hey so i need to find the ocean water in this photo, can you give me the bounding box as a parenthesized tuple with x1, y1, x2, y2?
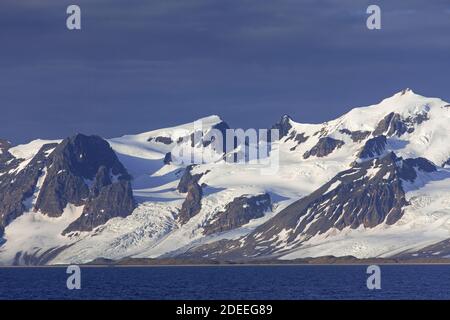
(0, 265, 449, 300)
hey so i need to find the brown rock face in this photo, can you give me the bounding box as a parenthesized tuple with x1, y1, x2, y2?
(203, 193, 272, 235)
(63, 177, 135, 235)
(35, 134, 130, 217)
(177, 165, 203, 193)
(179, 182, 203, 224)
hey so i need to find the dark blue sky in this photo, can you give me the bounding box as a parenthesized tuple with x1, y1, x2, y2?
(1, 0, 449, 143)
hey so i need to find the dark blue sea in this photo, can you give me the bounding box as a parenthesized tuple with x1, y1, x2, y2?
(0, 265, 449, 300)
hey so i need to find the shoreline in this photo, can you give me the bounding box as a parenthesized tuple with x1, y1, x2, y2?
(2, 258, 450, 268)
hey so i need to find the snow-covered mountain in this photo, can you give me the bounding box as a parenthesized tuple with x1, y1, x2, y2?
(1, 89, 450, 265)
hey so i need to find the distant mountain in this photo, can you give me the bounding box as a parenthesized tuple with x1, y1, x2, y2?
(1, 89, 450, 265)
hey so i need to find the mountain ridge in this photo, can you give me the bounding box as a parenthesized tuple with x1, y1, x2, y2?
(1, 89, 450, 265)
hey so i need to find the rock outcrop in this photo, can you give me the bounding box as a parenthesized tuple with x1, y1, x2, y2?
(373, 112, 429, 137)
(358, 135, 387, 159)
(35, 134, 131, 217)
(147, 136, 173, 144)
(163, 152, 172, 165)
(177, 165, 206, 224)
(63, 173, 135, 234)
(339, 129, 371, 142)
(177, 165, 203, 193)
(286, 131, 309, 151)
(203, 194, 272, 235)
(402, 157, 436, 177)
(178, 181, 203, 224)
(303, 137, 344, 159)
(272, 115, 292, 139)
(373, 112, 407, 137)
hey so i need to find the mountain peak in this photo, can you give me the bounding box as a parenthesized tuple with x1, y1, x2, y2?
(376, 88, 419, 102)
(272, 114, 293, 138)
(389, 88, 423, 100)
(400, 88, 414, 95)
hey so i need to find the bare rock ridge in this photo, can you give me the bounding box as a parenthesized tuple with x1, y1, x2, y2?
(177, 165, 205, 224)
(179, 182, 203, 224)
(177, 165, 204, 193)
(373, 111, 429, 137)
(373, 112, 407, 137)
